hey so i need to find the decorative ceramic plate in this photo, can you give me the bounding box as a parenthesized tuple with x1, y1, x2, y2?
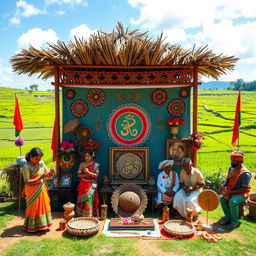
(116, 152, 143, 179)
(179, 88, 190, 98)
(76, 126, 92, 142)
(65, 89, 76, 99)
(70, 99, 88, 117)
(151, 89, 167, 105)
(167, 99, 186, 116)
(87, 89, 105, 106)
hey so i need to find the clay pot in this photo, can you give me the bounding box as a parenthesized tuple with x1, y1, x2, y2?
(247, 193, 256, 219)
(64, 210, 75, 222)
(63, 202, 75, 213)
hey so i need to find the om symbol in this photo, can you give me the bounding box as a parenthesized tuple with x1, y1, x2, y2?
(120, 114, 138, 137)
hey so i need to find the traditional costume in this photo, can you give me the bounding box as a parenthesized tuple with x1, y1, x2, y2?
(76, 161, 99, 217)
(173, 167, 204, 217)
(156, 160, 179, 206)
(220, 151, 251, 226)
(22, 161, 52, 232)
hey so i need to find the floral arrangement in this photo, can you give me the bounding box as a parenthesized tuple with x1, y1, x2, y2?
(58, 141, 76, 156)
(58, 141, 77, 170)
(166, 117, 186, 127)
(188, 131, 205, 151)
(84, 140, 99, 151)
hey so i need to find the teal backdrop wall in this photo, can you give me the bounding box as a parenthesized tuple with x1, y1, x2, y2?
(62, 87, 191, 186)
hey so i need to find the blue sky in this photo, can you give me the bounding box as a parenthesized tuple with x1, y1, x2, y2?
(1, 0, 256, 90)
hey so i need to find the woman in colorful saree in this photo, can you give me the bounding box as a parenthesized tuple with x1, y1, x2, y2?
(76, 150, 100, 217)
(22, 147, 55, 232)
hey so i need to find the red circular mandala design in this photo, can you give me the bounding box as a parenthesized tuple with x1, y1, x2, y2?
(108, 106, 150, 146)
(70, 99, 88, 117)
(65, 89, 76, 99)
(151, 89, 167, 105)
(167, 99, 186, 116)
(87, 89, 105, 106)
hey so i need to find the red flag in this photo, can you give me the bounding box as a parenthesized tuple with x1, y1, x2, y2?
(13, 96, 23, 137)
(231, 91, 241, 146)
(51, 117, 57, 162)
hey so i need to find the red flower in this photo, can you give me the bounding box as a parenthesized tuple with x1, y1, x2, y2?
(166, 117, 186, 127)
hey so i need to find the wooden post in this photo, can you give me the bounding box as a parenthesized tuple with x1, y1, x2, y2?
(54, 66, 61, 176)
(192, 66, 198, 167)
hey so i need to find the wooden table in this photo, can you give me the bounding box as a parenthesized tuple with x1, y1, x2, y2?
(99, 186, 156, 214)
(48, 185, 74, 211)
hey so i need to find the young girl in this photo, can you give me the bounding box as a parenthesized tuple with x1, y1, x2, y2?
(76, 150, 100, 217)
(22, 147, 55, 232)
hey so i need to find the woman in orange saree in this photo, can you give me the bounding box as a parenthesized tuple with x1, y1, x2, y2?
(22, 148, 55, 232)
(76, 150, 99, 217)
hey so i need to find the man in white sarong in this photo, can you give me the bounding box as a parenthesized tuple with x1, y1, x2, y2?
(156, 160, 180, 207)
(173, 158, 205, 218)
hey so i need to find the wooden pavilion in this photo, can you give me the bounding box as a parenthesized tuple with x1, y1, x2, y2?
(10, 23, 238, 199)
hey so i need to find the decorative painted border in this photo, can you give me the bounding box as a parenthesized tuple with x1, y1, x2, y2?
(107, 104, 151, 146)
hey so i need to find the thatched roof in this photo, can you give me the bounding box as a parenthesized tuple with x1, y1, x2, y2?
(10, 22, 238, 80)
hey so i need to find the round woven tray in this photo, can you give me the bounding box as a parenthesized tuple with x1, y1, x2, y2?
(163, 220, 196, 237)
(66, 217, 100, 236)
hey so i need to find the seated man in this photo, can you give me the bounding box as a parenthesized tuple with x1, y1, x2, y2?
(219, 150, 251, 230)
(156, 160, 179, 208)
(173, 158, 205, 219)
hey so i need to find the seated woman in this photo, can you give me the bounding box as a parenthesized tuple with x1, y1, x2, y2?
(156, 160, 180, 208)
(22, 147, 55, 232)
(76, 150, 100, 217)
(173, 158, 205, 219)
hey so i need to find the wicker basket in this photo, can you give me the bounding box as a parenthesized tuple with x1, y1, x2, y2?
(163, 220, 196, 237)
(66, 217, 100, 236)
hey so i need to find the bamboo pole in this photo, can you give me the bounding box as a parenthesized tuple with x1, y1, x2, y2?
(54, 66, 61, 177)
(192, 66, 198, 167)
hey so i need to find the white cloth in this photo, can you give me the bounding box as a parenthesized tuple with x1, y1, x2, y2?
(173, 189, 201, 218)
(156, 170, 179, 205)
(158, 160, 174, 169)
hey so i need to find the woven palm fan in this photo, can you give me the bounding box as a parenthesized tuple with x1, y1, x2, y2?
(198, 189, 219, 230)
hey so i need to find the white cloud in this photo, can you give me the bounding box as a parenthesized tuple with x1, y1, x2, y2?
(55, 10, 65, 15)
(17, 28, 59, 49)
(10, 17, 20, 25)
(69, 24, 97, 40)
(10, 0, 43, 24)
(16, 0, 43, 17)
(129, 0, 256, 82)
(0, 58, 51, 90)
(45, 0, 88, 6)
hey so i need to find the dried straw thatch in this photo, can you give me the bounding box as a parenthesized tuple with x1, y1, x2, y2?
(10, 22, 238, 80)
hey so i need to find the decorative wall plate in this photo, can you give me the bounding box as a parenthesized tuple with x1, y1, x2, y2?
(116, 152, 143, 179)
(65, 89, 76, 99)
(108, 104, 151, 146)
(70, 99, 88, 117)
(167, 99, 186, 116)
(76, 126, 92, 142)
(179, 88, 190, 98)
(151, 88, 167, 105)
(87, 89, 105, 106)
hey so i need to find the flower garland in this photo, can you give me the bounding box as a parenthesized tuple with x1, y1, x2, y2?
(58, 141, 77, 169)
(188, 131, 205, 151)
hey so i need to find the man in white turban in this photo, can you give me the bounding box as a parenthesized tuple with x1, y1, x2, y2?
(156, 160, 180, 208)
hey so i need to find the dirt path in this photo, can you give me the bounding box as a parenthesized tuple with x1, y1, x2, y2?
(0, 212, 244, 256)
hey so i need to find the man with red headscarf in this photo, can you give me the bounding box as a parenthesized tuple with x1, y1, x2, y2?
(219, 150, 251, 229)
